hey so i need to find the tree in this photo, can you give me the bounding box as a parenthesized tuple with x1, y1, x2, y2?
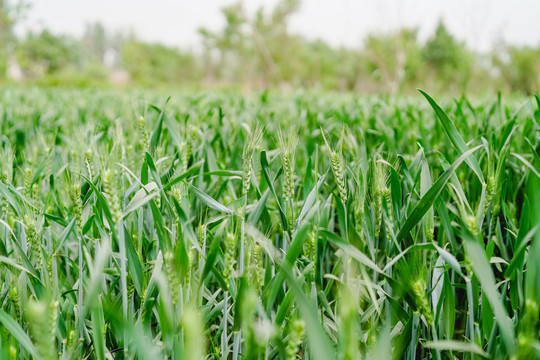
(494, 45, 540, 94)
(0, 0, 28, 77)
(16, 30, 82, 77)
(364, 28, 422, 94)
(422, 20, 472, 91)
(82, 22, 108, 64)
(251, 0, 300, 86)
(121, 40, 200, 85)
(198, 3, 251, 85)
(198, 0, 301, 87)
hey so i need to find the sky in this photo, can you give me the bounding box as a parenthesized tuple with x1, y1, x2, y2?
(16, 0, 540, 52)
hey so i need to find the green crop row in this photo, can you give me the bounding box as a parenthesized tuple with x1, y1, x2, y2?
(0, 88, 538, 359)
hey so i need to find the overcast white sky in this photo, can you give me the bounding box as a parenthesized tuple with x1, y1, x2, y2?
(16, 0, 540, 52)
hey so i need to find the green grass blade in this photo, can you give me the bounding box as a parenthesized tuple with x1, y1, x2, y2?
(396, 145, 483, 243)
(149, 97, 171, 155)
(91, 296, 106, 360)
(0, 308, 38, 358)
(190, 184, 235, 215)
(464, 240, 516, 355)
(280, 262, 336, 360)
(424, 341, 490, 358)
(418, 89, 484, 183)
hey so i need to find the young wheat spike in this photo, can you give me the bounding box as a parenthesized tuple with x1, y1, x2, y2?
(305, 229, 317, 279)
(102, 169, 128, 354)
(69, 177, 86, 346)
(411, 279, 433, 326)
(353, 169, 366, 241)
(242, 124, 264, 197)
(32, 183, 40, 210)
(277, 128, 298, 232)
(381, 158, 397, 241)
(277, 128, 298, 201)
(24, 215, 42, 271)
(321, 128, 347, 205)
(70, 184, 83, 236)
(171, 185, 183, 239)
(83, 150, 94, 181)
(9, 286, 20, 322)
(181, 141, 189, 174)
(27, 299, 59, 360)
(0, 146, 13, 220)
(164, 251, 181, 305)
(102, 170, 122, 224)
(0, 145, 13, 184)
(248, 243, 264, 293)
(139, 116, 149, 153)
(24, 167, 32, 200)
(398, 254, 433, 326)
(223, 232, 236, 287)
(372, 160, 389, 239)
(240, 124, 263, 279)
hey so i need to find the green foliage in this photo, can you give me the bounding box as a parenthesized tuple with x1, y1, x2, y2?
(121, 40, 201, 85)
(2, 1, 540, 94)
(15, 30, 82, 75)
(0, 0, 28, 73)
(494, 45, 540, 94)
(0, 87, 538, 359)
(422, 20, 473, 91)
(365, 28, 422, 93)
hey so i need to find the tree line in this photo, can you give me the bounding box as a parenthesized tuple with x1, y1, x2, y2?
(1, 0, 539, 94)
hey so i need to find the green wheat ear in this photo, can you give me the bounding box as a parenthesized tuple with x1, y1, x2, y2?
(223, 232, 236, 287)
(247, 242, 264, 293)
(27, 298, 59, 360)
(321, 128, 347, 205)
(277, 128, 298, 232)
(371, 159, 390, 240)
(102, 169, 122, 224)
(163, 251, 180, 305)
(24, 214, 42, 272)
(0, 145, 13, 184)
(396, 253, 433, 326)
(69, 184, 83, 236)
(242, 124, 264, 197)
(353, 164, 367, 243)
(83, 149, 94, 181)
(277, 128, 298, 201)
(23, 167, 32, 200)
(138, 116, 150, 153)
(197, 223, 206, 247)
(9, 286, 20, 322)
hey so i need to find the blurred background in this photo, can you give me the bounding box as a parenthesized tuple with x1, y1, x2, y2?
(1, 0, 539, 94)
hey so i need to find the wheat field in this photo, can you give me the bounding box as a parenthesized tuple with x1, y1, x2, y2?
(0, 88, 539, 359)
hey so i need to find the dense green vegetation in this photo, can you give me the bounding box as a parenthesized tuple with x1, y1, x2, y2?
(0, 88, 539, 359)
(1, 0, 540, 93)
